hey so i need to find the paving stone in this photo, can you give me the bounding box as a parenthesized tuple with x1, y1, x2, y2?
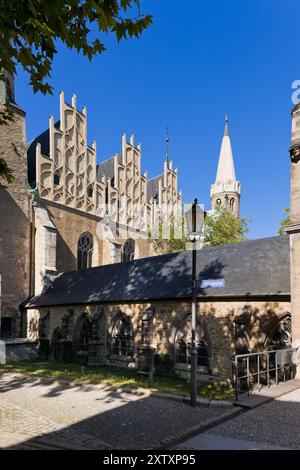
(0, 372, 231, 450)
(204, 388, 300, 449)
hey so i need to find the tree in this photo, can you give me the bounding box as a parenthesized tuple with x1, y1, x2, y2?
(278, 208, 290, 235)
(149, 215, 188, 255)
(0, 1, 152, 95)
(149, 208, 250, 254)
(203, 207, 249, 247)
(0, 0, 152, 181)
(0, 155, 14, 184)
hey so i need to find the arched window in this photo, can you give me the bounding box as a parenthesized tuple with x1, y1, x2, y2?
(77, 233, 93, 270)
(264, 314, 292, 350)
(39, 312, 50, 338)
(110, 313, 134, 357)
(216, 198, 222, 207)
(122, 239, 135, 262)
(175, 315, 211, 373)
(51, 327, 62, 360)
(73, 313, 92, 355)
(177, 338, 188, 364)
(141, 310, 155, 345)
(230, 198, 235, 211)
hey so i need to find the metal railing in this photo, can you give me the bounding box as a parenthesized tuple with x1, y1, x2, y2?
(233, 347, 298, 401)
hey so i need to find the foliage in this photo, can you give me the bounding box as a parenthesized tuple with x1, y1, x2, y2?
(153, 353, 174, 376)
(0, 361, 233, 400)
(278, 208, 290, 235)
(0, 1, 152, 95)
(149, 214, 188, 255)
(149, 208, 250, 253)
(0, 101, 15, 126)
(204, 207, 249, 246)
(0, 154, 14, 184)
(0, 0, 152, 179)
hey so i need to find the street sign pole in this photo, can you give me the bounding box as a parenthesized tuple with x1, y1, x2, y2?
(190, 243, 197, 407)
(184, 199, 205, 408)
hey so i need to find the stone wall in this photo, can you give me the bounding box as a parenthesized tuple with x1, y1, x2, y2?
(288, 103, 300, 374)
(35, 198, 152, 278)
(0, 103, 31, 337)
(26, 298, 291, 380)
(4, 339, 39, 362)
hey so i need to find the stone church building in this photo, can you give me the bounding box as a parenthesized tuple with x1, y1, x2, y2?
(1, 72, 299, 382)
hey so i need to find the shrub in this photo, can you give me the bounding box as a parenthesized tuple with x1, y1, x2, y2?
(154, 353, 174, 376)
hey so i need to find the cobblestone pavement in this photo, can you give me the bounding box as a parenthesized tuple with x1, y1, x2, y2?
(0, 372, 232, 450)
(178, 387, 300, 450)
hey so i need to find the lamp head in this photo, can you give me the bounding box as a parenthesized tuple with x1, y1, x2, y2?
(184, 199, 205, 242)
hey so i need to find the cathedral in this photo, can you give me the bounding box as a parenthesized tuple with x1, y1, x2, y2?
(0, 73, 182, 337)
(1, 72, 299, 384)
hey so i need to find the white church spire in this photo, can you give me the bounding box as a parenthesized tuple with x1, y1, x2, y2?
(215, 115, 236, 183)
(210, 115, 241, 216)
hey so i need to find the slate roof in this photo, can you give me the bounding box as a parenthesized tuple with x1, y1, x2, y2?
(147, 175, 163, 201)
(27, 121, 60, 185)
(25, 236, 290, 309)
(27, 121, 117, 185)
(96, 154, 122, 183)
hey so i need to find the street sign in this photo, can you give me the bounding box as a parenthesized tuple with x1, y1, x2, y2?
(198, 279, 225, 288)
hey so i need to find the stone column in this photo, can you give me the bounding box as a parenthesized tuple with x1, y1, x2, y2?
(287, 103, 300, 375)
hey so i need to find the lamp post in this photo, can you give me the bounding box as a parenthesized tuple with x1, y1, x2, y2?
(185, 199, 205, 406)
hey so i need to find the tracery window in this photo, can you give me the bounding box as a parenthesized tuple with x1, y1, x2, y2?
(265, 315, 292, 350)
(77, 233, 93, 270)
(39, 312, 50, 338)
(73, 314, 92, 353)
(142, 318, 151, 345)
(175, 315, 210, 372)
(141, 310, 155, 345)
(110, 314, 134, 357)
(122, 239, 135, 262)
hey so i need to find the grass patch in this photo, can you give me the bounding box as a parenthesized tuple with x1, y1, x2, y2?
(0, 361, 233, 400)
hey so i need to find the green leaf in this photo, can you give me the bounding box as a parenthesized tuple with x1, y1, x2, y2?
(0, 0, 152, 95)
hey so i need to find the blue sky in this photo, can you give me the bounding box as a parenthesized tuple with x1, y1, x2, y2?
(16, 0, 300, 239)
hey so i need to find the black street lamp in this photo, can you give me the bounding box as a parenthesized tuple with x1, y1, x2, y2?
(185, 199, 205, 406)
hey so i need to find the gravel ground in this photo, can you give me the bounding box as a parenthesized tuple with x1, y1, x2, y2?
(0, 372, 232, 450)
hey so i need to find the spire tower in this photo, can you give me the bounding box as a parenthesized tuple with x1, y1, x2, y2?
(210, 115, 241, 216)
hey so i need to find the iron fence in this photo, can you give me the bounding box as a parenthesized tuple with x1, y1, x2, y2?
(233, 347, 298, 401)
